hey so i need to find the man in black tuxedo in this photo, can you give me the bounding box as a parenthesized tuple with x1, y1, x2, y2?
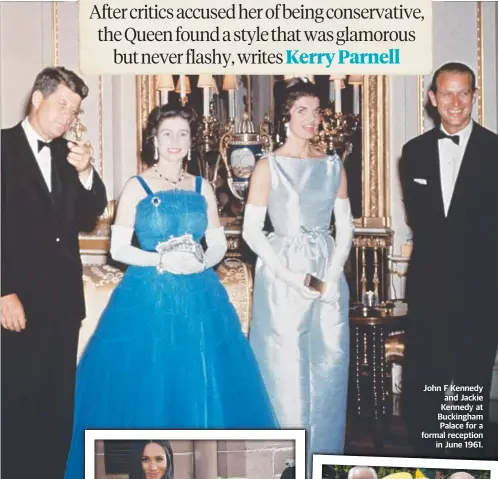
(400, 62, 498, 459)
(1, 67, 107, 478)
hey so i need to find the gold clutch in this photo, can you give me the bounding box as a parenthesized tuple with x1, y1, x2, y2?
(304, 273, 327, 294)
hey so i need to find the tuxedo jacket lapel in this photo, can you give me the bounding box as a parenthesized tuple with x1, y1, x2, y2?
(447, 125, 478, 220)
(50, 138, 67, 209)
(424, 130, 446, 221)
(13, 125, 54, 209)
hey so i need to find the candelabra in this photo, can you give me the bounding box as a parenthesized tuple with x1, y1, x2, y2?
(319, 109, 361, 159)
(200, 101, 221, 153)
(319, 74, 363, 159)
(174, 74, 191, 106)
(259, 113, 274, 153)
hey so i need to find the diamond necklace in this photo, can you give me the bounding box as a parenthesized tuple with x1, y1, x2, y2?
(153, 164, 185, 188)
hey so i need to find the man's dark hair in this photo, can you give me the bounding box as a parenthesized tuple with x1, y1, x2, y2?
(28, 66, 89, 108)
(430, 62, 476, 93)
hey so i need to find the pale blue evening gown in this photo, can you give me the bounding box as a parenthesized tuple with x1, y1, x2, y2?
(249, 154, 350, 468)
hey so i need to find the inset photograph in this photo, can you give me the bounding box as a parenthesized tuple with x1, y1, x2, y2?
(312, 455, 497, 479)
(86, 429, 304, 479)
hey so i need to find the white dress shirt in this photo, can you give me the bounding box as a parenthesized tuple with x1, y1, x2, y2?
(22, 117, 94, 192)
(438, 120, 473, 216)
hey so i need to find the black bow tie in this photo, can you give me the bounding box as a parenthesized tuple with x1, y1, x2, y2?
(437, 130, 460, 145)
(37, 140, 52, 152)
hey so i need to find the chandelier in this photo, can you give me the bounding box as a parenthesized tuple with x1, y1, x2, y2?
(319, 74, 362, 158)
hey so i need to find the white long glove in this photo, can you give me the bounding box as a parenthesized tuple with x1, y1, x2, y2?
(321, 198, 354, 303)
(203, 226, 228, 269)
(242, 204, 319, 299)
(110, 225, 204, 275)
(110, 224, 159, 266)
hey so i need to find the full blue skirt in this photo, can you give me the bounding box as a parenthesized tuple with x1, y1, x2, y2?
(64, 266, 278, 478)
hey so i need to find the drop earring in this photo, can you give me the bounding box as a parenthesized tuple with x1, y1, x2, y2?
(154, 141, 159, 162)
(187, 148, 191, 162)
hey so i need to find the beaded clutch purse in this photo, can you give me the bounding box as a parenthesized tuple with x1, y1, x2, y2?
(156, 234, 205, 263)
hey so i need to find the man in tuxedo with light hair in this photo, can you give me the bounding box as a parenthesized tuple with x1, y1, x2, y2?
(400, 61, 498, 459)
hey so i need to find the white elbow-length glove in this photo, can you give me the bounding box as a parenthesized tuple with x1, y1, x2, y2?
(321, 198, 354, 304)
(203, 226, 228, 269)
(110, 225, 204, 275)
(242, 204, 319, 299)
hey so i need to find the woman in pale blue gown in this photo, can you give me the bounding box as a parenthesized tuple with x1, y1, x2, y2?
(64, 104, 278, 479)
(243, 78, 354, 472)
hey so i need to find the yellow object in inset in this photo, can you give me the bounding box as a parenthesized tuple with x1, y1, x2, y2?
(382, 473, 413, 479)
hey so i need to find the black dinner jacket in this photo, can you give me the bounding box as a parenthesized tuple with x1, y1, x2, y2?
(399, 122, 498, 311)
(1, 122, 107, 322)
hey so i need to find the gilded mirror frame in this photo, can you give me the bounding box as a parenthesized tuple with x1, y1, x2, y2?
(135, 75, 390, 229)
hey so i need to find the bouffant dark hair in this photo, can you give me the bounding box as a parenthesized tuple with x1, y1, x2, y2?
(141, 103, 202, 169)
(280, 77, 321, 124)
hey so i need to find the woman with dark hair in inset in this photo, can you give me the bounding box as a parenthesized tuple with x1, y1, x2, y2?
(243, 78, 353, 468)
(128, 440, 174, 479)
(64, 104, 278, 479)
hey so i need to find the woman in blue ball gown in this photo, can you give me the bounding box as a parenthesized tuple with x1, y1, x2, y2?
(64, 104, 278, 479)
